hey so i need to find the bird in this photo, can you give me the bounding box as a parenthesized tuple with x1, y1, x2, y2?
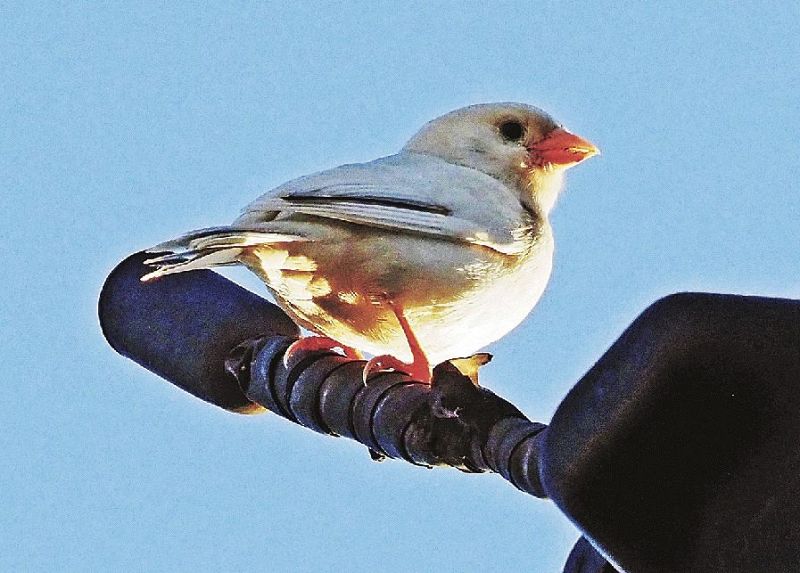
(141, 102, 598, 384)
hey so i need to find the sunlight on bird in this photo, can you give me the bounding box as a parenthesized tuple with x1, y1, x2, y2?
(142, 103, 598, 383)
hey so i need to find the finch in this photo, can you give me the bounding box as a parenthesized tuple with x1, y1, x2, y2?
(142, 103, 598, 383)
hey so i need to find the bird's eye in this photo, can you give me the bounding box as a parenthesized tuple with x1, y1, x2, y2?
(498, 120, 525, 143)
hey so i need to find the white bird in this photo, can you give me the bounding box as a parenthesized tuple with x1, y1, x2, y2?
(142, 103, 598, 383)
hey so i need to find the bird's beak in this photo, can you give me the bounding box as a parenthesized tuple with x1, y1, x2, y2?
(527, 128, 599, 168)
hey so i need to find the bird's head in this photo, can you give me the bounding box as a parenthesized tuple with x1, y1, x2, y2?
(403, 102, 598, 215)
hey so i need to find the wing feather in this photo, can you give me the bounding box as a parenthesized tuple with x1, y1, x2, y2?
(237, 152, 535, 255)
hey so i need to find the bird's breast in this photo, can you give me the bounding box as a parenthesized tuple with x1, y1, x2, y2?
(245, 226, 554, 364)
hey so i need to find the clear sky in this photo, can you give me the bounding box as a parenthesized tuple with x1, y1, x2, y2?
(2, 2, 798, 571)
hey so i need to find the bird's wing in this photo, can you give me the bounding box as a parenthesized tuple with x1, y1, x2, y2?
(237, 152, 535, 255)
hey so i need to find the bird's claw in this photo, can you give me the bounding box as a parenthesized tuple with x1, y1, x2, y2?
(362, 354, 432, 384)
(283, 336, 362, 368)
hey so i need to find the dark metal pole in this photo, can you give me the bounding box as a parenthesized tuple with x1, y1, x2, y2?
(99, 252, 550, 493)
(99, 251, 298, 412)
(226, 333, 548, 488)
(101, 252, 800, 572)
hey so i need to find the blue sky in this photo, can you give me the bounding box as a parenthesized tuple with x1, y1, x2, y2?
(2, 2, 798, 571)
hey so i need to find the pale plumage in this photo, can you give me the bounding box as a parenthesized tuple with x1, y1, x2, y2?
(142, 103, 598, 382)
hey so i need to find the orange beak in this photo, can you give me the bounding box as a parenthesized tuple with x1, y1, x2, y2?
(527, 128, 599, 168)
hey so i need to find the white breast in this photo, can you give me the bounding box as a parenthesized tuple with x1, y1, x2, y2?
(410, 232, 554, 363)
(248, 224, 555, 366)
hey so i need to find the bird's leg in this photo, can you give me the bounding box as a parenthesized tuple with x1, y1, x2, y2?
(363, 300, 433, 384)
(283, 336, 363, 367)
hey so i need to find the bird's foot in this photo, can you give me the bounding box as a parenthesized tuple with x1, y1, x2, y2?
(283, 336, 363, 368)
(362, 354, 433, 385)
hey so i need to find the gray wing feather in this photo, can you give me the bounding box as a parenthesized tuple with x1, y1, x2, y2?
(248, 196, 480, 243)
(237, 152, 532, 254)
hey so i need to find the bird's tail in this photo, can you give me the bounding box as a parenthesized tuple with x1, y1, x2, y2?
(140, 226, 308, 282)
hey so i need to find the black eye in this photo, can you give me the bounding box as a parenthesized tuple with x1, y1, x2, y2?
(499, 120, 525, 142)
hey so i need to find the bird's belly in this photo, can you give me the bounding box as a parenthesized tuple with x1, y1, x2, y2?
(406, 248, 553, 363)
(247, 231, 553, 365)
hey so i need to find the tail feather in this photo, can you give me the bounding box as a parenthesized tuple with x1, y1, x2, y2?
(141, 226, 308, 282)
(146, 226, 307, 253)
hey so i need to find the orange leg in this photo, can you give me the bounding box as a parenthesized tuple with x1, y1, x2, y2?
(283, 336, 363, 368)
(363, 300, 433, 384)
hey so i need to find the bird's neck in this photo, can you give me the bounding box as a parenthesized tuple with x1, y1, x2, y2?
(521, 169, 565, 216)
